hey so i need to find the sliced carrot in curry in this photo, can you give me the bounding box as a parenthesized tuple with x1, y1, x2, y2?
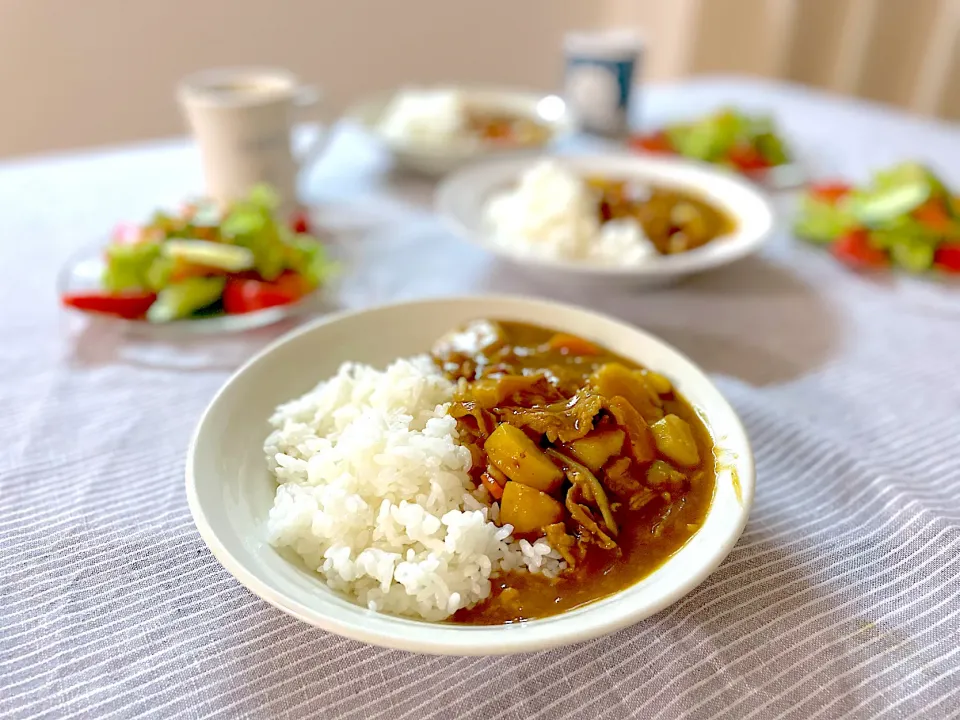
(547, 333, 600, 356)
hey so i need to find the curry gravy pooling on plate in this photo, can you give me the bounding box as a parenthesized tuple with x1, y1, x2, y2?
(264, 319, 714, 624)
(436, 320, 715, 623)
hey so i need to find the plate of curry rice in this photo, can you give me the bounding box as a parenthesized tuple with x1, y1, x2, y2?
(436, 153, 776, 287)
(186, 295, 754, 654)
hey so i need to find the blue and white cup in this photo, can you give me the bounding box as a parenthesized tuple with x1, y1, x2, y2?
(563, 30, 644, 138)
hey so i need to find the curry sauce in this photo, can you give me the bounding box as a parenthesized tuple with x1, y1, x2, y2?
(588, 177, 736, 255)
(432, 320, 715, 624)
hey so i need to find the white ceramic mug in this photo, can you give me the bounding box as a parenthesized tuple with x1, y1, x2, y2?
(178, 67, 327, 215)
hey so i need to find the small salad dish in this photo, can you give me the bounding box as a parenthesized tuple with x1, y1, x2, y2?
(795, 162, 960, 275)
(436, 153, 775, 287)
(59, 186, 338, 333)
(347, 86, 578, 176)
(630, 108, 803, 190)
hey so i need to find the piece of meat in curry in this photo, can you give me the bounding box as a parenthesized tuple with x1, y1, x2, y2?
(432, 319, 715, 624)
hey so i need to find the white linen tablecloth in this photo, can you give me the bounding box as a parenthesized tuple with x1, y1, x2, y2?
(2, 77, 959, 719)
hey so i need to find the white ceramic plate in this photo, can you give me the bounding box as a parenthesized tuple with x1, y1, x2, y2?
(436, 154, 776, 287)
(346, 86, 578, 176)
(186, 295, 754, 655)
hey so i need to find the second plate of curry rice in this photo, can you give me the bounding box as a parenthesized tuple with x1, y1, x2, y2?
(436, 154, 775, 286)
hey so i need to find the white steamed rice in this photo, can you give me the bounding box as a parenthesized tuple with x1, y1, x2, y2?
(378, 89, 467, 147)
(265, 355, 564, 621)
(485, 159, 659, 265)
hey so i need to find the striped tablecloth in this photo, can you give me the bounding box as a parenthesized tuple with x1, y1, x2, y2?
(2, 77, 959, 719)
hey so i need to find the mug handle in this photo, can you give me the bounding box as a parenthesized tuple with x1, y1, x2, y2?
(293, 85, 330, 175)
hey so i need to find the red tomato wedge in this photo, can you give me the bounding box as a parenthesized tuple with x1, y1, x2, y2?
(222, 272, 312, 314)
(831, 229, 889, 269)
(933, 243, 960, 273)
(629, 132, 674, 154)
(809, 182, 853, 205)
(62, 291, 157, 319)
(727, 145, 771, 173)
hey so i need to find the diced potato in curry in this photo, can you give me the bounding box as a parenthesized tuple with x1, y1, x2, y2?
(651, 414, 700, 467)
(432, 320, 715, 625)
(500, 481, 565, 534)
(590, 363, 663, 424)
(485, 423, 564, 494)
(566, 428, 625, 472)
(640, 369, 672, 395)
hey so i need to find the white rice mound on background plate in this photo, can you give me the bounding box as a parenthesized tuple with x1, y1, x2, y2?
(264, 355, 564, 621)
(484, 159, 659, 265)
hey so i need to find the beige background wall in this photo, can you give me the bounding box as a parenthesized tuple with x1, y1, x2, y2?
(1, 0, 958, 159)
(0, 0, 601, 158)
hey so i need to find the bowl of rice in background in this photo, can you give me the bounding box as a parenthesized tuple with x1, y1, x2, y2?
(346, 86, 578, 176)
(186, 295, 754, 654)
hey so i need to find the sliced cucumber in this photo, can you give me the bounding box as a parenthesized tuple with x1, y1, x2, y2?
(147, 277, 226, 323)
(162, 239, 255, 272)
(852, 182, 931, 225)
(873, 161, 932, 191)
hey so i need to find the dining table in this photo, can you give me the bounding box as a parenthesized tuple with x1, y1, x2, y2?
(2, 75, 959, 720)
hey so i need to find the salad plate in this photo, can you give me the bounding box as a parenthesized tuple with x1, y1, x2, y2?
(58, 186, 339, 335)
(58, 245, 338, 335)
(794, 162, 960, 275)
(630, 107, 805, 191)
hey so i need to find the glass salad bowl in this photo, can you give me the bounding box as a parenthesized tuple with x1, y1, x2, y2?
(58, 241, 341, 336)
(57, 186, 340, 336)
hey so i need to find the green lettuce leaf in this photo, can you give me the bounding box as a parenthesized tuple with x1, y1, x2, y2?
(668, 109, 746, 162)
(889, 235, 936, 273)
(755, 132, 789, 165)
(102, 242, 161, 292)
(145, 255, 174, 292)
(288, 237, 339, 287)
(794, 196, 857, 243)
(220, 186, 284, 280)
